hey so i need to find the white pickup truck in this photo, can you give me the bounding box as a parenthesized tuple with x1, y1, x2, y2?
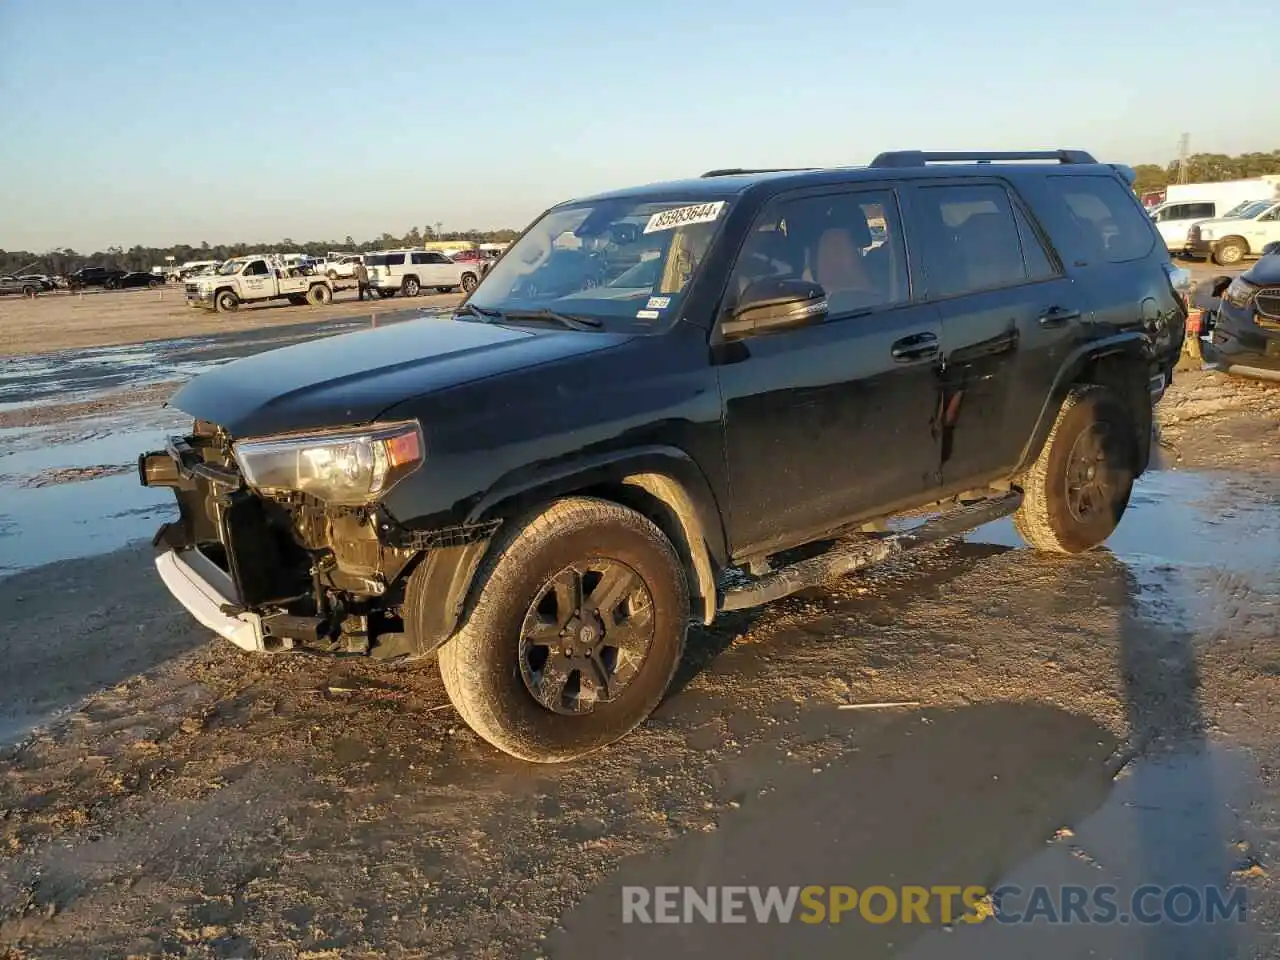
(186, 256, 335, 312)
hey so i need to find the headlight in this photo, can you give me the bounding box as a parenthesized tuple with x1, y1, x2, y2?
(1223, 277, 1258, 309)
(232, 420, 424, 505)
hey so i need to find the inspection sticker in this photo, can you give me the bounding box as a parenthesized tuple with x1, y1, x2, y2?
(646, 296, 671, 310)
(636, 309, 661, 320)
(643, 201, 726, 234)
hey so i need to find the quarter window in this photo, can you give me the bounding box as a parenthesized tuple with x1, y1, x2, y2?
(1044, 175, 1155, 264)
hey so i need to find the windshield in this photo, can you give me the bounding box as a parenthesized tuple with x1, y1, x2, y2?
(216, 260, 244, 275)
(466, 197, 730, 328)
(1231, 201, 1273, 220)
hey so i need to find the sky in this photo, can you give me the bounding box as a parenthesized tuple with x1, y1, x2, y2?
(1, 0, 1278, 253)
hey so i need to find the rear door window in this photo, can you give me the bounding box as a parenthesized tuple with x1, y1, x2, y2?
(910, 184, 1029, 298)
(1043, 175, 1156, 264)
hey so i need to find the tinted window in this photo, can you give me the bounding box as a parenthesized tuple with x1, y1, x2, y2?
(725, 189, 908, 321)
(410, 252, 429, 264)
(427, 253, 451, 264)
(244, 260, 269, 276)
(366, 253, 406, 267)
(1186, 202, 1215, 220)
(913, 184, 1027, 298)
(1044, 175, 1155, 264)
(1013, 202, 1059, 281)
(1259, 205, 1280, 222)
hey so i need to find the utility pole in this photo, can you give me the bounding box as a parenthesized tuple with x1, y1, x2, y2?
(1176, 132, 1191, 184)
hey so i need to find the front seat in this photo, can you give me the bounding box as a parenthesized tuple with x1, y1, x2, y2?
(812, 213, 875, 311)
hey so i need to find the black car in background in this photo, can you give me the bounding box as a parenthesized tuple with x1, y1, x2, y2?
(67, 266, 128, 289)
(1200, 246, 1280, 382)
(118, 271, 165, 288)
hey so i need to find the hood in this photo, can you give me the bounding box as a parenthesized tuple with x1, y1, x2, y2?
(169, 314, 632, 437)
(1243, 254, 1280, 286)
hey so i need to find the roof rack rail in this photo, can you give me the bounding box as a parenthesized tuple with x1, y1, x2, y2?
(870, 150, 1097, 168)
(699, 167, 816, 178)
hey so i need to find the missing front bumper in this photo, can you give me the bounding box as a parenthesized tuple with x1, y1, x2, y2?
(155, 548, 267, 652)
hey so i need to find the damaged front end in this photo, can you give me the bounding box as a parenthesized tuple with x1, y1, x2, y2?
(140, 418, 484, 658)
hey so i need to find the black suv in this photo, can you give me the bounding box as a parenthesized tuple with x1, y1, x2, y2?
(1198, 249, 1280, 382)
(140, 149, 1188, 761)
(67, 266, 128, 290)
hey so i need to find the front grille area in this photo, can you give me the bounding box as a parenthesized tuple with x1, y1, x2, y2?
(1255, 287, 1280, 322)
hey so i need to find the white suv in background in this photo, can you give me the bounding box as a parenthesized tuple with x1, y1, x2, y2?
(1149, 200, 1220, 253)
(364, 249, 483, 297)
(323, 254, 363, 281)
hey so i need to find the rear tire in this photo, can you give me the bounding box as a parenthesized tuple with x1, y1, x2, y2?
(433, 497, 689, 762)
(215, 290, 239, 313)
(460, 272, 479, 294)
(1013, 384, 1136, 553)
(306, 284, 332, 306)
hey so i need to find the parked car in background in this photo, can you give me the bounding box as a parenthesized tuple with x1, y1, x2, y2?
(324, 254, 363, 281)
(1198, 254, 1280, 381)
(118, 271, 165, 289)
(185, 256, 334, 312)
(67, 266, 128, 289)
(1186, 199, 1280, 265)
(0, 275, 43, 296)
(365, 249, 482, 296)
(1149, 199, 1220, 253)
(18, 274, 56, 291)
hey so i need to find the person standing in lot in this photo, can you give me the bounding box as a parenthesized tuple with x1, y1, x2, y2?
(355, 259, 375, 301)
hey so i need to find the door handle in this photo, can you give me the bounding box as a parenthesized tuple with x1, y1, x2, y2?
(1039, 307, 1082, 327)
(891, 332, 940, 362)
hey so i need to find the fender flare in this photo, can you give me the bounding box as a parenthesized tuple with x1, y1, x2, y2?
(1015, 332, 1151, 474)
(467, 445, 727, 625)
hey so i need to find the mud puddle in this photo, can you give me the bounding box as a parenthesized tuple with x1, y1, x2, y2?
(0, 309, 435, 577)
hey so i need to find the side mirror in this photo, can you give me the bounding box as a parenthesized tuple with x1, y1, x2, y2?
(722, 278, 828, 341)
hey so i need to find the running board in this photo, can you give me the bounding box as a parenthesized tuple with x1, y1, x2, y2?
(719, 491, 1023, 612)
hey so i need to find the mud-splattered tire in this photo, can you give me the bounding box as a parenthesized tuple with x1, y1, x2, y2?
(432, 497, 689, 762)
(1212, 238, 1248, 266)
(1013, 384, 1136, 554)
(306, 284, 332, 306)
(215, 290, 239, 313)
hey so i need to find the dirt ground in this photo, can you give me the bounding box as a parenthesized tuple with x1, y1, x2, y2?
(0, 339, 1278, 956)
(0, 286, 461, 356)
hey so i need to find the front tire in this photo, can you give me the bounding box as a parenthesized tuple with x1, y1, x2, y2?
(1213, 239, 1247, 266)
(1013, 385, 1136, 554)
(431, 497, 689, 762)
(215, 290, 239, 313)
(460, 272, 479, 294)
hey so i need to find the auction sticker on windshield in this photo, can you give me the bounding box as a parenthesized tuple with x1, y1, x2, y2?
(644, 201, 726, 234)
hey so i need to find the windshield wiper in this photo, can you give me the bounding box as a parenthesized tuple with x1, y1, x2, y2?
(453, 302, 503, 321)
(502, 308, 603, 331)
